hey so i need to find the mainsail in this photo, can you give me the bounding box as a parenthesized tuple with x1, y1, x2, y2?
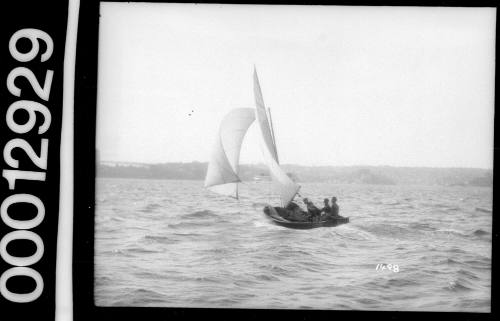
(253, 68, 300, 206)
(204, 108, 255, 198)
(253, 68, 279, 162)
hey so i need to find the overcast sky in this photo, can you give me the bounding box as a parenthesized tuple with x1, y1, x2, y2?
(96, 3, 495, 168)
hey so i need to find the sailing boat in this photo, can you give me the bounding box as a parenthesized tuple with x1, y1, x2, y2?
(204, 67, 349, 229)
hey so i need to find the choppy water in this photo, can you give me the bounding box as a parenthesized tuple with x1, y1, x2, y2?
(95, 178, 492, 311)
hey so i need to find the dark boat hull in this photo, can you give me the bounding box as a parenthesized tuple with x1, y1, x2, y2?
(263, 205, 349, 229)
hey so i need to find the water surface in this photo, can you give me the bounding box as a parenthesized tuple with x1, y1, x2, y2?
(95, 178, 492, 311)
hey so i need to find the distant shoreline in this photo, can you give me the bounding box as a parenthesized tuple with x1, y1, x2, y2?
(95, 176, 494, 189)
(96, 162, 492, 187)
(99, 160, 492, 171)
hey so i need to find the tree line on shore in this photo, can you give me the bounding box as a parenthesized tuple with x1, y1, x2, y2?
(96, 161, 492, 187)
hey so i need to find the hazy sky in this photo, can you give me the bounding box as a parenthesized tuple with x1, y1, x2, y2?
(96, 3, 495, 168)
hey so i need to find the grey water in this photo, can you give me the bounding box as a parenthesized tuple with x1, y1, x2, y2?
(95, 178, 492, 311)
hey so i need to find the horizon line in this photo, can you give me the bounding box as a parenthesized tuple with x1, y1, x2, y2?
(98, 160, 493, 171)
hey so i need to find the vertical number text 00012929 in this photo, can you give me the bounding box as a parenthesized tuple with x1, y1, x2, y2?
(0, 28, 54, 303)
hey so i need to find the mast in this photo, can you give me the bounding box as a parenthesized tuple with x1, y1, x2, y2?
(267, 107, 280, 164)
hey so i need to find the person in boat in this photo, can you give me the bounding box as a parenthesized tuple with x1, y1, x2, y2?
(331, 197, 340, 217)
(303, 198, 321, 222)
(321, 198, 332, 220)
(286, 200, 300, 212)
(285, 201, 310, 222)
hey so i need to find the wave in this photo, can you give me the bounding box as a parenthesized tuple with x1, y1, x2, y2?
(433, 203, 455, 209)
(464, 254, 490, 263)
(258, 264, 291, 275)
(364, 272, 435, 290)
(96, 215, 126, 224)
(95, 275, 114, 286)
(143, 235, 170, 241)
(138, 203, 162, 213)
(274, 248, 316, 258)
(408, 222, 437, 231)
(192, 276, 223, 283)
(251, 202, 271, 209)
(170, 232, 205, 237)
(357, 223, 421, 240)
(182, 210, 220, 219)
(255, 274, 280, 281)
(380, 200, 401, 206)
(475, 207, 492, 213)
(134, 271, 164, 280)
(434, 228, 490, 240)
(167, 221, 219, 230)
(429, 203, 461, 212)
(326, 225, 377, 241)
(129, 288, 165, 300)
(143, 235, 179, 244)
(446, 279, 473, 292)
(457, 268, 480, 280)
(123, 247, 162, 254)
(445, 258, 463, 265)
(435, 228, 468, 238)
(472, 229, 489, 237)
(355, 298, 381, 306)
(385, 278, 420, 287)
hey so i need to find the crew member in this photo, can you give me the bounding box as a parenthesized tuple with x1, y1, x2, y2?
(321, 198, 332, 219)
(286, 201, 309, 222)
(303, 198, 321, 222)
(331, 197, 340, 217)
(286, 201, 300, 212)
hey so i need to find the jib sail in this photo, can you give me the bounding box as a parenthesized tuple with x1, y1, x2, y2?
(204, 108, 255, 199)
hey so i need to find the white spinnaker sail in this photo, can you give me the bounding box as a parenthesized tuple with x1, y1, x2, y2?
(253, 68, 300, 206)
(204, 108, 255, 198)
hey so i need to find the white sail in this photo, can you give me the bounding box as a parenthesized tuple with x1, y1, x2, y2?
(204, 108, 255, 198)
(253, 68, 279, 161)
(253, 68, 300, 206)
